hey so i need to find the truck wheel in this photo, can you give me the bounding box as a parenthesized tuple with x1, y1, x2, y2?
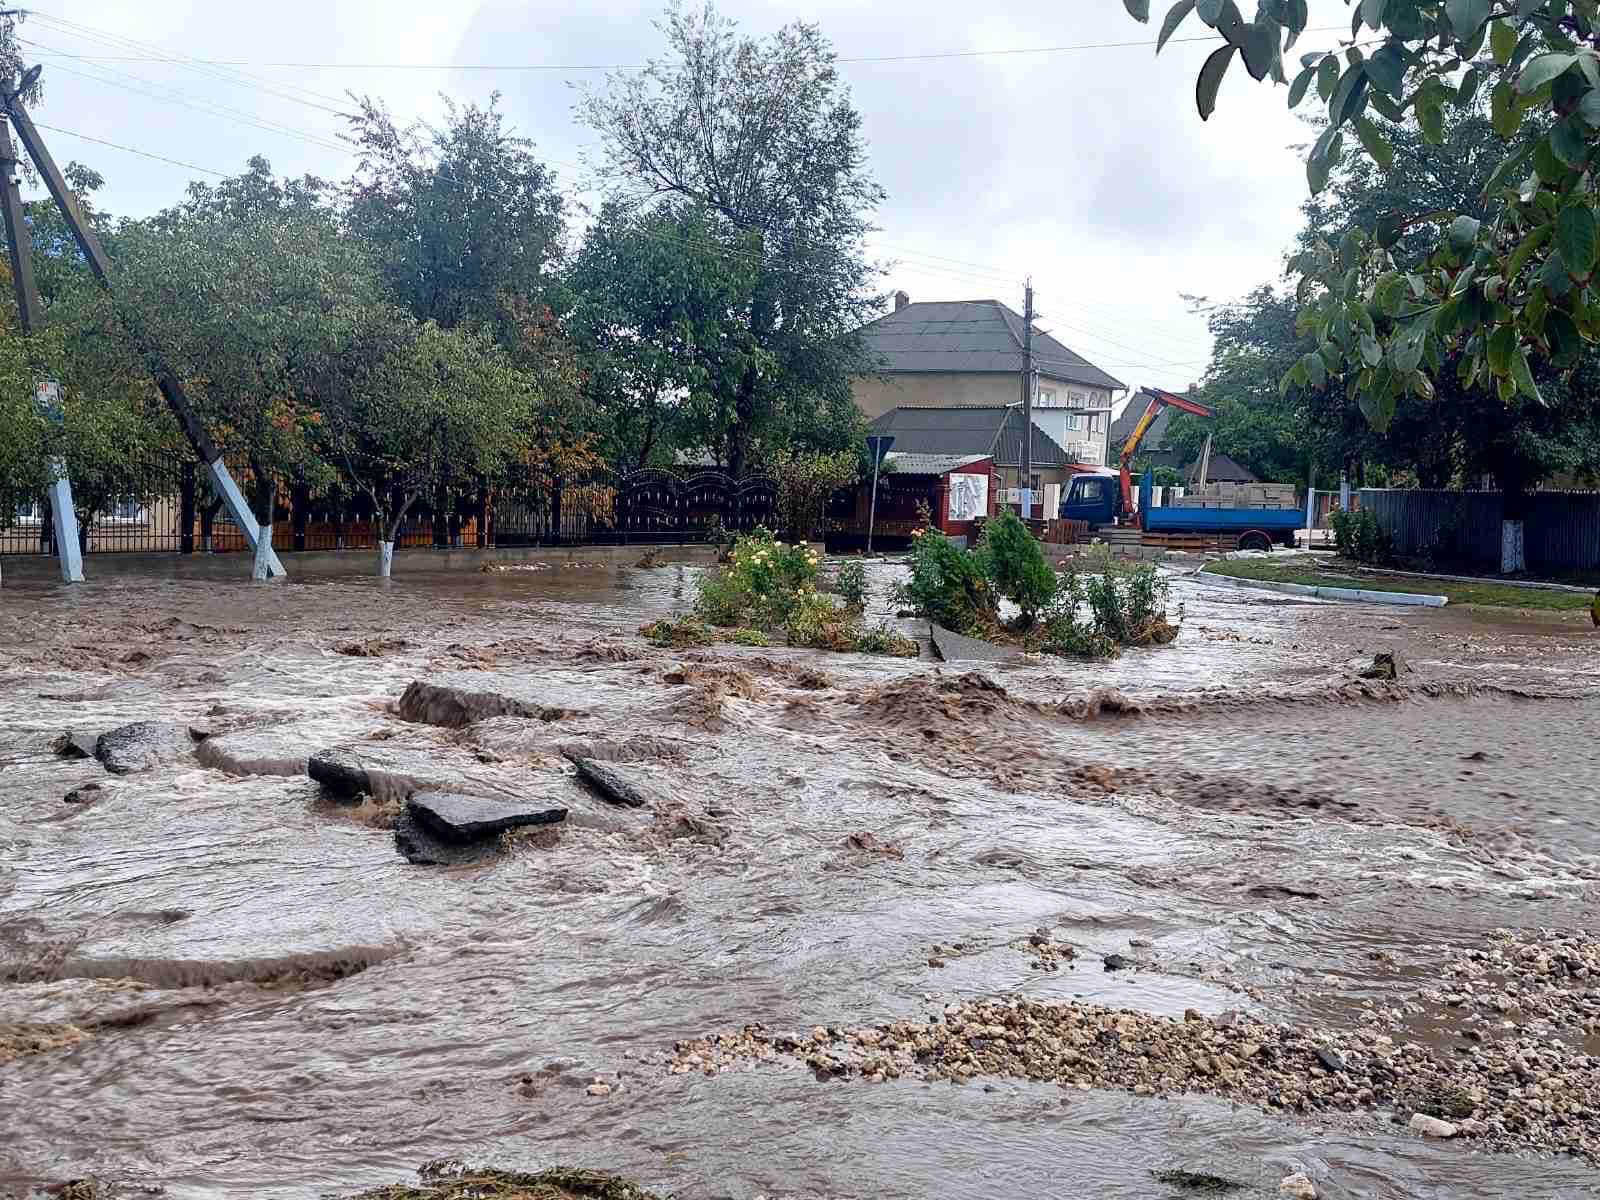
(1238, 530, 1272, 552)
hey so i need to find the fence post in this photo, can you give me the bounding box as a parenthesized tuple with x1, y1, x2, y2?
(551, 477, 564, 546)
(476, 480, 490, 549)
(432, 482, 448, 549)
(179, 461, 196, 554)
(291, 480, 311, 553)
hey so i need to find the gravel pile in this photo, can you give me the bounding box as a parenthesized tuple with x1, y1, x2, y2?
(662, 962, 1600, 1163)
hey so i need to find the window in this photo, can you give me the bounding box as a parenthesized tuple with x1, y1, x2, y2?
(103, 497, 148, 523)
(1077, 477, 1109, 503)
(15, 499, 40, 525)
(1070, 389, 1090, 406)
(1065, 413, 1084, 432)
(1038, 387, 1057, 407)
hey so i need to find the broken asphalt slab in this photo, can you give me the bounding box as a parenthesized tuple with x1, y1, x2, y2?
(307, 748, 372, 800)
(407, 791, 567, 842)
(95, 722, 198, 775)
(573, 758, 660, 809)
(929, 623, 1021, 665)
(397, 680, 575, 729)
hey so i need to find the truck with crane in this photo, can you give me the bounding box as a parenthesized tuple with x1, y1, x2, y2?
(1058, 386, 1302, 552)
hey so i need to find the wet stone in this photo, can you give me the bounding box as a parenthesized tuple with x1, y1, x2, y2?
(308, 749, 371, 800)
(393, 809, 498, 867)
(1278, 1174, 1317, 1199)
(575, 758, 657, 809)
(1360, 651, 1409, 681)
(1408, 1113, 1458, 1138)
(1103, 953, 1131, 971)
(51, 730, 100, 760)
(397, 680, 571, 730)
(62, 781, 105, 805)
(407, 791, 567, 843)
(95, 722, 195, 775)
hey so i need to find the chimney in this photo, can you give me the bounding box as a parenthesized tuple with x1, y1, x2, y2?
(894, 289, 910, 312)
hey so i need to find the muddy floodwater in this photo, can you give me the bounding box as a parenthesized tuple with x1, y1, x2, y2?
(3, 556, 1599, 1199)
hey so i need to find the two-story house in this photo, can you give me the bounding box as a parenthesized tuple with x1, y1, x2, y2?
(851, 293, 1127, 472)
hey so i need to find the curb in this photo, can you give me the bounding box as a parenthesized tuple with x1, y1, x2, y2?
(1191, 570, 1449, 607)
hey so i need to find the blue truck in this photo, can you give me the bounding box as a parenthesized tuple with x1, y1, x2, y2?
(1060, 469, 1301, 551)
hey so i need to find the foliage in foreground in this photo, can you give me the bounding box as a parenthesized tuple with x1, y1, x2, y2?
(1124, 0, 1600, 433)
(1329, 506, 1394, 565)
(895, 516, 1180, 659)
(689, 529, 915, 656)
(352, 1159, 660, 1200)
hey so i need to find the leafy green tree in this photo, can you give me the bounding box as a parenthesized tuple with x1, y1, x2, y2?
(1123, 0, 1600, 426)
(580, 3, 883, 476)
(110, 157, 380, 530)
(344, 94, 565, 339)
(567, 201, 763, 468)
(315, 313, 535, 573)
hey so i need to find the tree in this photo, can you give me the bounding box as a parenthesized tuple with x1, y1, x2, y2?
(580, 3, 883, 476)
(1123, 0, 1600, 427)
(344, 94, 564, 340)
(567, 201, 763, 469)
(316, 313, 534, 574)
(110, 158, 381, 541)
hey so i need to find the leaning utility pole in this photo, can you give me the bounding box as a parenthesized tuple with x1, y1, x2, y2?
(1019, 280, 1035, 520)
(0, 94, 81, 582)
(0, 66, 286, 578)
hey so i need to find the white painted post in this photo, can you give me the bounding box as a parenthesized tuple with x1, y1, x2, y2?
(1501, 521, 1526, 574)
(1303, 484, 1317, 551)
(1340, 474, 1351, 513)
(378, 540, 395, 578)
(206, 458, 286, 578)
(252, 523, 277, 581)
(47, 466, 85, 583)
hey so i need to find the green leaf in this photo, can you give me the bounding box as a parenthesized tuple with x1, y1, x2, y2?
(1197, 0, 1224, 24)
(1547, 309, 1583, 364)
(1491, 79, 1523, 138)
(1363, 41, 1407, 98)
(1285, 0, 1308, 33)
(1540, 251, 1574, 295)
(1354, 115, 1395, 168)
(1368, 89, 1404, 121)
(1486, 324, 1517, 373)
(1517, 0, 1547, 14)
(1446, 0, 1490, 39)
(1491, 18, 1518, 65)
(1447, 214, 1481, 251)
(1157, 0, 1197, 51)
(1360, 0, 1387, 28)
(1551, 116, 1590, 168)
(1300, 351, 1327, 389)
(1580, 89, 1600, 127)
(1358, 382, 1398, 432)
(1329, 63, 1370, 126)
(1481, 138, 1538, 197)
(1317, 54, 1341, 101)
(1238, 19, 1279, 81)
(1580, 51, 1600, 91)
(1418, 96, 1445, 143)
(1288, 64, 1315, 108)
(1124, 0, 1151, 19)
(1510, 347, 1542, 402)
(1518, 53, 1577, 94)
(1359, 333, 1382, 366)
(1507, 224, 1551, 279)
(1457, 67, 1481, 107)
(1558, 204, 1598, 274)
(1535, 137, 1570, 182)
(1196, 44, 1235, 120)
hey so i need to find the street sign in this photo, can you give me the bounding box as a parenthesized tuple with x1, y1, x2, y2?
(35, 379, 62, 425)
(866, 434, 895, 466)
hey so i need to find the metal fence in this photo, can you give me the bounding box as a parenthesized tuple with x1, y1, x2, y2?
(1, 457, 781, 559)
(1359, 488, 1600, 573)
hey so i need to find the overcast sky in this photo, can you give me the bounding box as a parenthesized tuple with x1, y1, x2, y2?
(12, 0, 1355, 403)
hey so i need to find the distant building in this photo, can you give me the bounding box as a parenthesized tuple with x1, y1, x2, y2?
(865, 404, 1099, 520)
(852, 294, 1125, 468)
(1107, 394, 1258, 485)
(826, 452, 995, 552)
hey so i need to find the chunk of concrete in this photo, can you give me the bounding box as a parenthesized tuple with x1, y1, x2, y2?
(308, 748, 371, 800)
(574, 758, 656, 808)
(95, 722, 196, 775)
(930, 623, 1017, 664)
(397, 680, 572, 729)
(407, 791, 567, 842)
(51, 730, 100, 760)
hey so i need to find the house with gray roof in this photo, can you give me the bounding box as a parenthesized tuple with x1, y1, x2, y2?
(853, 293, 1127, 468)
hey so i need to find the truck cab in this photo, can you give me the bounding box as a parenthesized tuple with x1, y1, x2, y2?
(1060, 472, 1119, 528)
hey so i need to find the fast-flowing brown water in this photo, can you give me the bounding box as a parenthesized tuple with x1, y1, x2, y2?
(3, 557, 1599, 1198)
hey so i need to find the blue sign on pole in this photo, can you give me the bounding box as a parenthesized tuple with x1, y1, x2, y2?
(866, 434, 895, 466)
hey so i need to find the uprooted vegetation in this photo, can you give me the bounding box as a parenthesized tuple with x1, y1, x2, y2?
(894, 512, 1180, 659)
(660, 528, 916, 657)
(351, 1160, 662, 1200)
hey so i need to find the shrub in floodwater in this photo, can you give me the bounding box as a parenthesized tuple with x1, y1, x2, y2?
(973, 509, 1056, 627)
(852, 621, 919, 657)
(695, 527, 820, 629)
(1040, 569, 1120, 660)
(784, 590, 857, 652)
(1079, 554, 1179, 649)
(638, 617, 713, 648)
(729, 627, 772, 647)
(833, 558, 867, 608)
(892, 525, 996, 635)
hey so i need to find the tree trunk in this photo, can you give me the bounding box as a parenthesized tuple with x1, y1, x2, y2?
(1500, 474, 1532, 575)
(379, 492, 419, 577)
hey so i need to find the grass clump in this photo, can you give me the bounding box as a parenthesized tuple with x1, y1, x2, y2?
(351, 1160, 662, 1200)
(728, 627, 772, 647)
(832, 558, 867, 608)
(638, 617, 714, 648)
(852, 621, 919, 657)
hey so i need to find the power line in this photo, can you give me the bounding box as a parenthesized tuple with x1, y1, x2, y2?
(13, 15, 1351, 73)
(27, 120, 229, 176)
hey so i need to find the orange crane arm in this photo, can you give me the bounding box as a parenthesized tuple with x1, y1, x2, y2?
(1118, 386, 1215, 521)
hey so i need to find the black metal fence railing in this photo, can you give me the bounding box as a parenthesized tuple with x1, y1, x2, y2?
(0, 456, 781, 559)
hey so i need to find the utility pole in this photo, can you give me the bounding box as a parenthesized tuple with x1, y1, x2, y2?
(1019, 280, 1034, 521)
(1, 101, 82, 582)
(0, 66, 285, 578)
